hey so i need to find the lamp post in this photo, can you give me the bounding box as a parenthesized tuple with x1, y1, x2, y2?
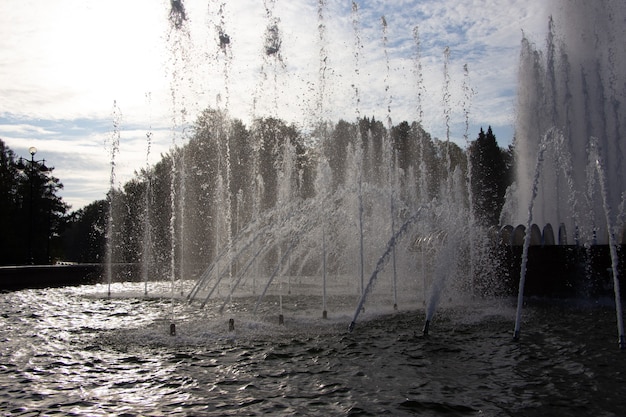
(16, 147, 51, 264)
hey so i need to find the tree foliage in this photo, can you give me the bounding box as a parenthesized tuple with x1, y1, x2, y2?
(0, 139, 69, 265)
(60, 200, 107, 263)
(59, 110, 513, 275)
(468, 126, 514, 226)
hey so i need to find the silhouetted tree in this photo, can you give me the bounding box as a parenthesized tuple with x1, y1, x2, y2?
(61, 200, 107, 263)
(323, 119, 356, 191)
(469, 126, 511, 226)
(0, 140, 69, 264)
(71, 108, 518, 280)
(253, 117, 303, 210)
(0, 139, 23, 264)
(391, 121, 414, 173)
(360, 116, 386, 185)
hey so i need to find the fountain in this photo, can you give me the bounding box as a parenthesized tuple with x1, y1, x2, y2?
(101, 0, 626, 347)
(151, 0, 474, 331)
(503, 1, 626, 347)
(506, 7, 626, 240)
(7, 2, 626, 416)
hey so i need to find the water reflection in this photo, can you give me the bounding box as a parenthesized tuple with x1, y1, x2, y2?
(0, 283, 625, 416)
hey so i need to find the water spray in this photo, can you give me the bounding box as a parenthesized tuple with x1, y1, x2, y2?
(589, 137, 625, 350)
(349, 208, 423, 331)
(513, 133, 549, 341)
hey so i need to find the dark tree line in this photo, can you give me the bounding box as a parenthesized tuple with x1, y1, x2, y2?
(56, 111, 513, 272)
(0, 139, 69, 265)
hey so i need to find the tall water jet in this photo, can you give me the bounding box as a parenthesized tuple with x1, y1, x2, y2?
(506, 1, 626, 244)
(381, 15, 398, 310)
(505, 1, 626, 345)
(351, 142, 365, 297)
(316, 0, 328, 123)
(588, 137, 625, 349)
(462, 64, 476, 297)
(351, 1, 365, 298)
(166, 0, 192, 328)
(213, 1, 233, 111)
(442, 47, 453, 200)
(513, 131, 550, 341)
(253, 0, 286, 119)
(105, 100, 122, 298)
(316, 0, 330, 319)
(142, 93, 154, 296)
(178, 145, 187, 296)
(412, 26, 430, 207)
(211, 1, 235, 305)
(315, 158, 332, 318)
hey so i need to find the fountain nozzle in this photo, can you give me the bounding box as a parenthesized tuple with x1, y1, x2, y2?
(348, 321, 356, 333)
(169, 323, 176, 336)
(422, 320, 430, 336)
(619, 335, 626, 350)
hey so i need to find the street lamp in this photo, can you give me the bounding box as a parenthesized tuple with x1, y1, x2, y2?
(16, 147, 51, 264)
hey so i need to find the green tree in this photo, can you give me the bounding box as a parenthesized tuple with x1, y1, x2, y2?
(469, 126, 512, 226)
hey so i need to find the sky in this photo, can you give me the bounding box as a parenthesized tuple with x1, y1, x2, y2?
(0, 0, 549, 210)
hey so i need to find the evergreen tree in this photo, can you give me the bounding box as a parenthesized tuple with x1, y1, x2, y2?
(469, 126, 511, 226)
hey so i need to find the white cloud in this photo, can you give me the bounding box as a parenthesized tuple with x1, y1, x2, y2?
(0, 0, 550, 209)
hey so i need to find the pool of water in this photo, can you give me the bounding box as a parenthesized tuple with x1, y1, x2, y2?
(1, 282, 625, 416)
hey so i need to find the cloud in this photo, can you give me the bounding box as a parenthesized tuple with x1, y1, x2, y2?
(0, 0, 550, 209)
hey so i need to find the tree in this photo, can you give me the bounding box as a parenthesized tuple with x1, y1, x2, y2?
(0, 139, 22, 264)
(359, 116, 386, 185)
(0, 139, 69, 264)
(61, 200, 107, 263)
(469, 126, 512, 226)
(391, 121, 414, 173)
(323, 119, 356, 191)
(64, 107, 517, 279)
(253, 117, 303, 210)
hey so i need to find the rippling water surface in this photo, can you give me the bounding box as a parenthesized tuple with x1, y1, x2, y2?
(1, 282, 625, 416)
